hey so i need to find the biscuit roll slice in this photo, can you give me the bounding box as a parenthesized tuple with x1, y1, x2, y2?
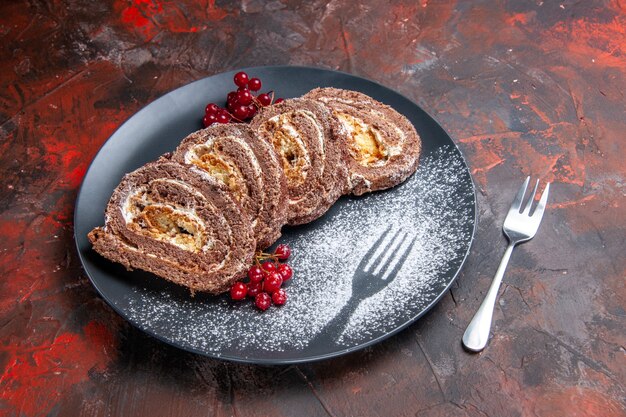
(88, 161, 255, 294)
(250, 98, 348, 225)
(172, 124, 287, 249)
(304, 87, 421, 196)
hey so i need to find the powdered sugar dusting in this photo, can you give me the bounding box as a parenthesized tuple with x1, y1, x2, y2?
(122, 145, 474, 357)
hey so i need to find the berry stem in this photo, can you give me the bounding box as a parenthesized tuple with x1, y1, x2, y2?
(254, 251, 280, 263)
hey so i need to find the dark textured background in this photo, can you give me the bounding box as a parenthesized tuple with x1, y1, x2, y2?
(1, 1, 625, 416)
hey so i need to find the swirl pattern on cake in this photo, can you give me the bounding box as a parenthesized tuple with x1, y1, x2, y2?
(250, 98, 349, 225)
(172, 124, 288, 249)
(304, 87, 421, 196)
(88, 161, 255, 294)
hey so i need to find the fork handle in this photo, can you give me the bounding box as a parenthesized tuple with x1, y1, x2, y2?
(462, 242, 515, 352)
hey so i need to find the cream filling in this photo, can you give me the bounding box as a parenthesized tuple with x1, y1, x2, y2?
(121, 181, 213, 252)
(264, 113, 310, 185)
(152, 177, 233, 263)
(317, 97, 356, 106)
(336, 113, 387, 166)
(347, 173, 373, 190)
(184, 136, 264, 228)
(184, 135, 230, 164)
(266, 113, 312, 167)
(319, 96, 407, 163)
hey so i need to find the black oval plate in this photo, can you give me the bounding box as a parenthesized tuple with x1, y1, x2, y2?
(74, 66, 476, 364)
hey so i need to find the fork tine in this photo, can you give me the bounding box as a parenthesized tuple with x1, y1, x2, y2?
(369, 228, 404, 271)
(511, 176, 530, 212)
(531, 182, 550, 220)
(357, 226, 393, 270)
(380, 236, 417, 282)
(522, 179, 540, 214)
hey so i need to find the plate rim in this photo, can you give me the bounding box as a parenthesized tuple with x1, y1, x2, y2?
(74, 65, 477, 365)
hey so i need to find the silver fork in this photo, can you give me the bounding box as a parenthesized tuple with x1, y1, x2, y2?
(462, 176, 550, 352)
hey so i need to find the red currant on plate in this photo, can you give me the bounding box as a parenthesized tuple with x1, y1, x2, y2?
(237, 88, 253, 106)
(247, 265, 264, 283)
(233, 104, 249, 120)
(275, 98, 284, 104)
(248, 77, 262, 91)
(202, 72, 280, 127)
(230, 282, 247, 300)
(246, 104, 257, 118)
(234, 71, 249, 87)
(247, 281, 263, 298)
(216, 112, 230, 124)
(274, 244, 291, 260)
(203, 113, 217, 127)
(263, 271, 283, 294)
(205, 103, 219, 115)
(255, 292, 271, 311)
(277, 263, 293, 281)
(272, 289, 287, 305)
(257, 93, 271, 106)
(261, 261, 276, 273)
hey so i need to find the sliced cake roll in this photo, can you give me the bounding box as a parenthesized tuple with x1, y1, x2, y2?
(172, 124, 287, 249)
(250, 98, 349, 225)
(303, 87, 421, 196)
(88, 161, 255, 294)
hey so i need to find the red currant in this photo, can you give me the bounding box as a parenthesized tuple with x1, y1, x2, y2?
(255, 292, 271, 311)
(274, 244, 291, 260)
(247, 265, 264, 283)
(257, 93, 272, 106)
(203, 114, 217, 127)
(247, 281, 263, 298)
(233, 104, 249, 120)
(234, 71, 249, 87)
(263, 271, 283, 294)
(277, 263, 293, 281)
(246, 104, 257, 118)
(227, 91, 237, 103)
(261, 261, 276, 273)
(248, 78, 262, 91)
(275, 98, 284, 104)
(236, 88, 253, 106)
(216, 112, 230, 124)
(272, 289, 287, 305)
(227, 99, 238, 112)
(230, 282, 247, 300)
(205, 103, 219, 115)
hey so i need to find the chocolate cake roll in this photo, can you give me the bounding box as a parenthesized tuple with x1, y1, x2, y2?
(303, 87, 421, 196)
(88, 161, 255, 294)
(172, 124, 287, 249)
(250, 98, 349, 225)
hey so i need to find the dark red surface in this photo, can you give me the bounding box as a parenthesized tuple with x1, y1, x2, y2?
(1, 1, 625, 416)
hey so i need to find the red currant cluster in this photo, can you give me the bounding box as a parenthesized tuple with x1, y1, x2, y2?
(203, 71, 284, 128)
(229, 244, 293, 311)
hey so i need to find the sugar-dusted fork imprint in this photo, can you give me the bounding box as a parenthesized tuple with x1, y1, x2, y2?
(462, 176, 550, 352)
(357, 226, 417, 297)
(310, 226, 417, 345)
